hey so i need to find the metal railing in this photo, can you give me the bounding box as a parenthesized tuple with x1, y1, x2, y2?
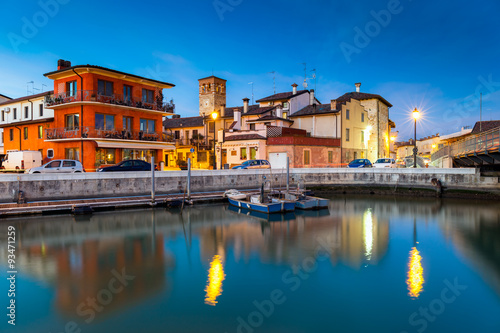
(430, 127, 500, 163)
(45, 126, 167, 142)
(44, 90, 175, 113)
(168, 137, 214, 149)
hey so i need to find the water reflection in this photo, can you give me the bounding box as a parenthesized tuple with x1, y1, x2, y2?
(407, 247, 424, 298)
(204, 255, 226, 306)
(0, 196, 499, 333)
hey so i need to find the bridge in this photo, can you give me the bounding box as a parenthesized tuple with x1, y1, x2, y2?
(431, 127, 500, 168)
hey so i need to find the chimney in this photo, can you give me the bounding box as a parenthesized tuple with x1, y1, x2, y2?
(355, 82, 361, 92)
(243, 98, 249, 114)
(57, 59, 71, 70)
(309, 89, 315, 105)
(330, 99, 337, 110)
(233, 108, 241, 130)
(292, 83, 298, 95)
(220, 104, 226, 117)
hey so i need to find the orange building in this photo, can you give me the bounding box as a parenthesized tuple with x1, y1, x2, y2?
(1, 59, 176, 171)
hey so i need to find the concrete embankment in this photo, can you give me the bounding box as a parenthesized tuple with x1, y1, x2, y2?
(0, 168, 498, 204)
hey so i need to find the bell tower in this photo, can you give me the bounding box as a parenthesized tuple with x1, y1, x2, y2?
(198, 76, 227, 116)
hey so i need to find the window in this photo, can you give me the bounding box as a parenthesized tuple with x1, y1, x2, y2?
(65, 114, 80, 130)
(198, 151, 207, 162)
(46, 160, 60, 168)
(231, 150, 237, 156)
(23, 127, 28, 140)
(282, 112, 287, 119)
(123, 116, 133, 131)
(328, 151, 333, 164)
(95, 114, 115, 130)
(354, 152, 358, 160)
(250, 147, 257, 159)
(24, 106, 29, 119)
(140, 119, 155, 134)
(96, 148, 115, 165)
(1, 132, 3, 144)
(361, 113, 365, 122)
(249, 123, 256, 130)
(66, 80, 77, 96)
(38, 125, 43, 139)
(193, 130, 198, 138)
(346, 128, 350, 141)
(142, 89, 154, 103)
(47, 149, 54, 158)
(240, 147, 247, 160)
(185, 130, 190, 139)
(13, 108, 17, 120)
(346, 109, 350, 120)
(361, 131, 364, 142)
(174, 130, 180, 139)
(65, 148, 80, 161)
(283, 102, 289, 109)
(98, 79, 114, 96)
(123, 85, 132, 102)
(39, 104, 43, 117)
(1, 110, 4, 121)
(177, 152, 183, 160)
(63, 160, 77, 167)
(304, 150, 310, 165)
(209, 122, 215, 133)
(9, 129, 13, 141)
(361, 151, 365, 158)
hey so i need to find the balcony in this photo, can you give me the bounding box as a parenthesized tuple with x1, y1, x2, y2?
(167, 136, 214, 150)
(44, 90, 175, 114)
(45, 126, 169, 142)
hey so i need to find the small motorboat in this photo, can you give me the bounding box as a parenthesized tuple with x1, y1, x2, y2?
(224, 190, 294, 213)
(282, 192, 329, 210)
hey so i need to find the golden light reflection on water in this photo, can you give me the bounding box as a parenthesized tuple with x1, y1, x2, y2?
(363, 209, 373, 260)
(204, 255, 226, 306)
(407, 247, 424, 298)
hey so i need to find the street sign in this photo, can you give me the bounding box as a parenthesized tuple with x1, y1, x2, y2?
(413, 147, 418, 154)
(190, 148, 195, 153)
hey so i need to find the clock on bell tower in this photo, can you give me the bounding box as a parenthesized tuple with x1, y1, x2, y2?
(198, 76, 227, 117)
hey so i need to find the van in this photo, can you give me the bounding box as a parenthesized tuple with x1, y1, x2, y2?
(1, 150, 43, 171)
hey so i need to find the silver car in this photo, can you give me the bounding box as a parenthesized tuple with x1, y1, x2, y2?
(27, 159, 84, 173)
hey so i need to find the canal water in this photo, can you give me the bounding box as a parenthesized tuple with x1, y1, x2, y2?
(1, 195, 500, 333)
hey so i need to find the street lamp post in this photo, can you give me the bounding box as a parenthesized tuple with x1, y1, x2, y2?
(412, 108, 420, 168)
(211, 111, 218, 170)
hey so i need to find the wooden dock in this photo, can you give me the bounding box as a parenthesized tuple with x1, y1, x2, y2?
(0, 190, 261, 218)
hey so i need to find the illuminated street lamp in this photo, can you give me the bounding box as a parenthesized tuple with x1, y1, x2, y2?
(412, 108, 420, 168)
(211, 111, 218, 170)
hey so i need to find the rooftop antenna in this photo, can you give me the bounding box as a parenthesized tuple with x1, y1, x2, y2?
(480, 92, 482, 132)
(310, 69, 317, 92)
(268, 71, 276, 94)
(300, 63, 307, 89)
(41, 84, 47, 93)
(248, 82, 254, 104)
(27, 81, 34, 95)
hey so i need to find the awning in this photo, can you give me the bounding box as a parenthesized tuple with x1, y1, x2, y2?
(95, 140, 175, 150)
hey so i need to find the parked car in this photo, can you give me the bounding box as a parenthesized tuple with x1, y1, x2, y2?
(2, 150, 42, 171)
(347, 159, 372, 168)
(97, 159, 153, 172)
(373, 158, 396, 168)
(27, 159, 84, 173)
(232, 159, 271, 169)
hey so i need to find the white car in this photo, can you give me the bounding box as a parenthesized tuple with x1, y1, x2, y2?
(26, 159, 84, 173)
(373, 158, 397, 168)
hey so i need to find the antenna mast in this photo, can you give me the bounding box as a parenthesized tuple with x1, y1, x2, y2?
(248, 82, 254, 105)
(480, 92, 482, 132)
(268, 71, 276, 94)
